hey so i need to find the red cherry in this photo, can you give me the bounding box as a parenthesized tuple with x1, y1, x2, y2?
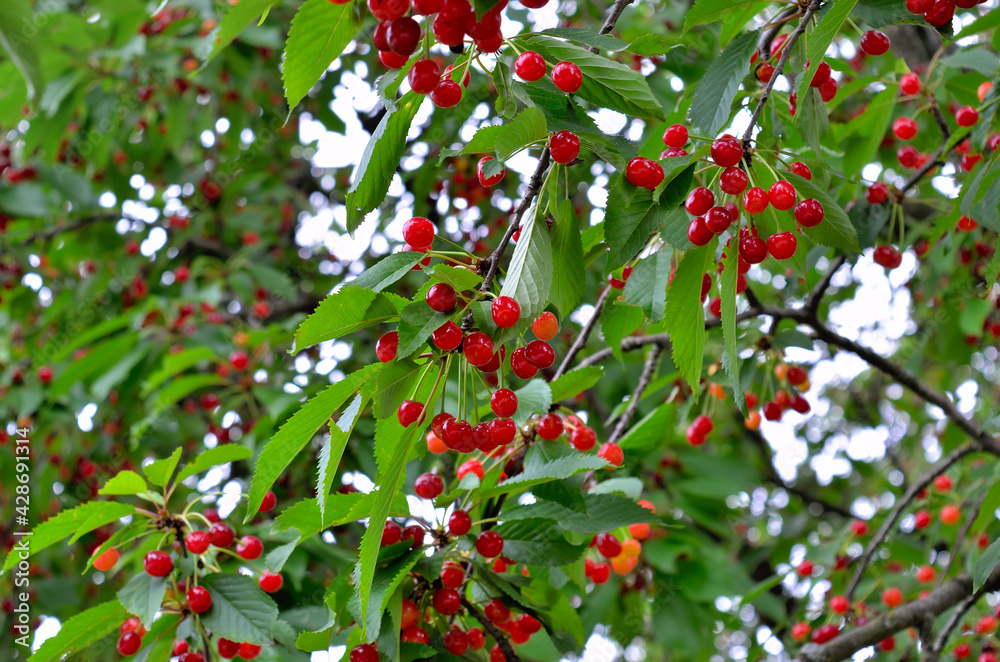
(490, 388, 518, 418)
(208, 522, 234, 548)
(426, 283, 457, 312)
(789, 162, 812, 180)
(477, 156, 505, 187)
(173, 641, 189, 656)
(387, 17, 421, 55)
(258, 571, 283, 593)
(719, 167, 748, 194)
(881, 587, 903, 608)
(900, 72, 921, 95)
(860, 30, 890, 55)
(515, 51, 547, 81)
(490, 417, 517, 446)
(867, 182, 889, 204)
(794, 199, 824, 227)
(187, 586, 212, 613)
(570, 425, 596, 451)
(381, 521, 403, 546)
(924, 0, 955, 26)
(350, 643, 380, 662)
(536, 412, 563, 440)
(956, 105, 979, 127)
(595, 533, 622, 558)
(598, 442, 624, 466)
(368, 0, 409, 21)
(510, 346, 538, 379)
(412, 0, 443, 13)
(705, 206, 732, 234)
(430, 79, 463, 108)
(756, 63, 774, 83)
(767, 232, 797, 260)
(897, 145, 919, 168)
(743, 186, 769, 214)
(143, 550, 173, 577)
(491, 296, 520, 328)
(768, 180, 796, 210)
(258, 490, 277, 514)
(873, 245, 902, 269)
(763, 401, 782, 421)
(237, 643, 261, 659)
(685, 187, 715, 216)
(663, 124, 688, 148)
(443, 627, 469, 655)
(551, 62, 583, 93)
(401, 627, 430, 644)
(893, 117, 918, 140)
(524, 339, 554, 369)
(378, 50, 408, 69)
(408, 59, 441, 95)
(477, 530, 505, 557)
(830, 595, 849, 614)
(185, 531, 211, 555)
(812, 624, 839, 644)
(449, 509, 472, 536)
(711, 138, 743, 167)
(397, 400, 425, 427)
(484, 599, 510, 625)
(809, 61, 831, 88)
(432, 587, 462, 615)
(93, 546, 120, 571)
(532, 312, 558, 340)
(118, 632, 143, 656)
(443, 418, 477, 452)
(464, 331, 494, 366)
(914, 509, 932, 529)
(687, 217, 714, 246)
(739, 229, 767, 264)
(916, 565, 937, 583)
(402, 217, 435, 248)
(236, 535, 263, 560)
(415, 473, 444, 499)
(432, 321, 463, 350)
(906, 0, 933, 12)
(626, 157, 663, 190)
(549, 130, 581, 164)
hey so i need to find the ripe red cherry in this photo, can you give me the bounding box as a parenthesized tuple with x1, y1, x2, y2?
(860, 30, 890, 55)
(893, 117, 917, 140)
(705, 206, 732, 234)
(432, 587, 462, 615)
(536, 412, 563, 440)
(663, 124, 688, 148)
(118, 632, 143, 656)
(426, 283, 457, 312)
(711, 138, 743, 167)
(739, 230, 767, 264)
(756, 63, 774, 83)
(626, 157, 663, 190)
(173, 642, 189, 656)
(236, 535, 263, 560)
(379, 52, 408, 71)
(350, 643, 379, 662)
(570, 425, 596, 451)
(897, 145, 919, 168)
(796, 560, 814, 577)
(402, 217, 434, 248)
(900, 72, 921, 95)
(490, 417, 517, 446)
(941, 504, 961, 525)
(956, 105, 979, 127)
(598, 441, 624, 467)
(397, 400, 425, 427)
(484, 599, 510, 625)
(441, 562, 465, 589)
(476, 530, 505, 557)
(208, 522, 235, 548)
(867, 182, 889, 204)
(873, 245, 902, 269)
(430, 79, 463, 108)
(589, 562, 611, 584)
(477, 156, 505, 187)
(515, 51, 546, 81)
(443, 418, 476, 452)
(906, 0, 933, 12)
(443, 628, 469, 655)
(237, 643, 261, 659)
(374, 331, 398, 364)
(414, 472, 444, 499)
(412, 0, 442, 12)
(491, 296, 520, 328)
(258, 570, 284, 593)
(408, 59, 441, 95)
(464, 331, 494, 366)
(549, 130, 581, 164)
(368, 0, 409, 20)
(143, 550, 173, 577)
(881, 587, 903, 608)
(401, 627, 429, 644)
(524, 339, 554, 369)
(386, 17, 421, 55)
(743, 186, 769, 214)
(812, 624, 839, 644)
(767, 232, 796, 260)
(449, 509, 473, 536)
(432, 321, 463, 350)
(490, 388, 518, 418)
(510, 346, 538, 379)
(720, 167, 748, 194)
(809, 61, 831, 88)
(381, 521, 403, 546)
(685, 186, 715, 216)
(595, 533, 622, 558)
(186, 531, 211, 555)
(924, 0, 955, 26)
(402, 523, 425, 548)
(532, 311, 558, 339)
(768, 180, 796, 210)
(187, 586, 212, 613)
(688, 217, 714, 246)
(551, 61, 583, 93)
(794, 199, 824, 227)
(789, 162, 812, 180)
(258, 490, 277, 514)
(830, 594, 849, 613)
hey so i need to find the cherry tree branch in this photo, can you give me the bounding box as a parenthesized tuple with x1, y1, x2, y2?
(461, 596, 521, 662)
(927, 585, 987, 662)
(597, 0, 636, 37)
(18, 212, 123, 247)
(741, 0, 821, 144)
(806, 256, 846, 315)
(607, 344, 662, 445)
(552, 286, 612, 380)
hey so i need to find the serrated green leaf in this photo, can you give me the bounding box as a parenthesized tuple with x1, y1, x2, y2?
(350, 252, 426, 292)
(664, 241, 715, 393)
(494, 60, 517, 119)
(588, 477, 645, 500)
(503, 494, 659, 533)
(317, 393, 365, 519)
(346, 92, 423, 233)
(853, 0, 925, 28)
(939, 49, 1000, 78)
(176, 445, 253, 483)
(0, 0, 43, 102)
(719, 245, 746, 416)
(512, 379, 552, 427)
(540, 28, 628, 51)
(975, 537, 1000, 592)
(282, 0, 364, 110)
(623, 246, 672, 323)
(200, 574, 280, 645)
(99, 470, 147, 496)
(49, 334, 135, 398)
(481, 454, 607, 498)
(493, 518, 586, 566)
(495, 108, 548, 163)
(796, 0, 859, 104)
(348, 548, 422, 641)
(601, 303, 645, 363)
(549, 366, 604, 403)
(973, 480, 1000, 537)
(396, 302, 449, 359)
(689, 30, 758, 135)
(294, 286, 406, 351)
(203, 0, 279, 65)
(143, 448, 182, 487)
(27, 600, 125, 662)
(683, 0, 755, 32)
(497, 202, 554, 344)
(117, 573, 168, 629)
(786, 173, 860, 252)
(371, 360, 427, 421)
(550, 199, 586, 316)
(795, 87, 828, 157)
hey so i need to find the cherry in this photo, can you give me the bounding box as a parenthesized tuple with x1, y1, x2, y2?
(897, 145, 919, 168)
(701, 273, 712, 299)
(900, 72, 921, 95)
(594, 533, 622, 558)
(791, 623, 812, 641)
(881, 587, 903, 608)
(143, 550, 173, 577)
(430, 79, 463, 108)
(739, 229, 767, 264)
(92, 546, 119, 571)
(443, 418, 476, 452)
(598, 441, 624, 466)
(796, 560, 814, 578)
(490, 388, 518, 418)
(121, 617, 143, 634)
(379, 50, 408, 69)
(402, 217, 435, 248)
(705, 206, 732, 234)
(893, 117, 917, 140)
(515, 51, 547, 81)
(490, 417, 517, 446)
(743, 186, 769, 214)
(426, 283, 457, 313)
(570, 425, 596, 451)
(186, 531, 211, 554)
(851, 520, 869, 536)
(118, 632, 143, 656)
(464, 331, 494, 366)
(477, 156, 505, 186)
(237, 643, 261, 659)
(812, 624, 839, 644)
(415, 472, 444, 499)
(431, 412, 454, 438)
(763, 401, 782, 421)
(809, 61, 831, 88)
(397, 400, 425, 427)
(187, 586, 212, 613)
(767, 232, 797, 260)
(532, 311, 558, 339)
(440, 562, 466, 590)
(663, 124, 688, 148)
(916, 565, 937, 583)
(401, 524, 425, 548)
(350, 643, 380, 662)
(412, 0, 443, 13)
(387, 17, 421, 55)
(866, 182, 889, 204)
(755, 63, 774, 83)
(368, 0, 409, 21)
(551, 61, 583, 93)
(408, 59, 441, 95)
(794, 199, 824, 227)
(476, 530, 505, 557)
(626, 157, 663, 190)
(830, 595, 849, 613)
(375, 331, 399, 363)
(941, 504, 961, 524)
(719, 167, 748, 194)
(443, 628, 469, 655)
(432, 587, 462, 615)
(789, 162, 812, 180)
(691, 414, 713, 437)
(956, 105, 979, 127)
(686, 217, 713, 246)
(934, 474, 953, 491)
(468, 627, 487, 650)
(536, 412, 563, 439)
(791, 395, 810, 413)
(255, 571, 282, 594)
(511, 346, 538, 378)
(174, 642, 189, 656)
(873, 245, 902, 269)
(381, 521, 403, 546)
(711, 138, 743, 167)
(924, 0, 955, 26)
(520, 0, 550, 6)
(432, 321, 463, 350)
(485, 599, 510, 624)
(685, 186, 715, 216)
(549, 130, 581, 164)
(38, 365, 53, 383)
(208, 522, 235, 548)
(401, 627, 429, 644)
(258, 490, 277, 513)
(524, 339, 554, 369)
(398, 600, 420, 631)
(860, 30, 890, 55)
(491, 295, 520, 328)
(449, 509, 472, 536)
(236, 535, 263, 560)
(914, 509, 932, 529)
(768, 180, 796, 210)
(954, 643, 972, 659)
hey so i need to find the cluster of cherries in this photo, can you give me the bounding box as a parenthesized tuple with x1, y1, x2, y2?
(751, 34, 840, 107)
(99, 491, 282, 659)
(904, 0, 990, 27)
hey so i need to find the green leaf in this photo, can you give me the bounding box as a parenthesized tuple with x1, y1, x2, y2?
(852, 0, 925, 28)
(719, 246, 746, 416)
(519, 36, 665, 120)
(346, 92, 423, 233)
(975, 536, 1000, 592)
(350, 252, 426, 292)
(683, 0, 755, 31)
(142, 347, 215, 397)
(549, 366, 604, 403)
(348, 548, 422, 641)
(626, 34, 677, 57)
(0, 0, 43, 102)
(939, 49, 1000, 78)
(503, 494, 659, 533)
(512, 379, 553, 427)
(282, 0, 364, 110)
(150, 375, 225, 411)
(50, 334, 135, 398)
(796, 0, 859, 104)
(689, 30, 758, 135)
(0, 183, 50, 217)
(664, 242, 714, 394)
(623, 246, 672, 323)
(550, 199, 586, 317)
(203, 0, 279, 65)
(294, 286, 406, 351)
(275, 492, 385, 539)
(786, 173, 860, 252)
(588, 477, 645, 500)
(371, 360, 429, 421)
(143, 448, 182, 488)
(200, 574, 280, 646)
(973, 480, 1000, 538)
(795, 88, 828, 157)
(99, 471, 147, 496)
(27, 600, 125, 662)
(443, 108, 547, 164)
(423, 264, 483, 292)
(2, 501, 136, 574)
(497, 202, 554, 344)
(481, 453, 607, 498)
(246, 364, 380, 518)
(176, 445, 253, 483)
(395, 302, 448, 360)
(955, 5, 1000, 38)
(317, 393, 366, 519)
(494, 60, 517, 120)
(601, 303, 645, 363)
(540, 28, 628, 52)
(960, 298, 992, 337)
(117, 573, 168, 629)
(493, 519, 586, 566)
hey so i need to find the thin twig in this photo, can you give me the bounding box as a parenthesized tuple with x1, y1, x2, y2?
(928, 94, 952, 141)
(552, 286, 612, 380)
(607, 344, 662, 444)
(461, 596, 521, 662)
(18, 213, 122, 247)
(806, 256, 846, 315)
(928, 586, 986, 661)
(597, 0, 635, 37)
